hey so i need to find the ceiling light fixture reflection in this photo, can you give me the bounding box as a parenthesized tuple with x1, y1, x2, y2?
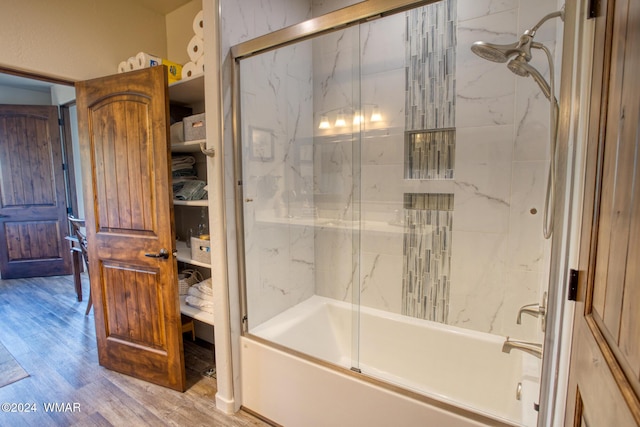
(353, 111, 364, 125)
(370, 105, 382, 122)
(318, 114, 330, 129)
(335, 111, 346, 127)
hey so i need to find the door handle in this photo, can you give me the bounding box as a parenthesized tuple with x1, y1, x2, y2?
(144, 248, 170, 259)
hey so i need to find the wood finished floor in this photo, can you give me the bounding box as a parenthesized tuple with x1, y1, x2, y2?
(0, 274, 270, 427)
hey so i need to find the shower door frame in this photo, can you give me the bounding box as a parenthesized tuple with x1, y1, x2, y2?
(229, 1, 572, 426)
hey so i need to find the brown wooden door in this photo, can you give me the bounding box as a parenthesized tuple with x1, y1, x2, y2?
(76, 66, 185, 391)
(0, 105, 71, 279)
(565, 0, 640, 424)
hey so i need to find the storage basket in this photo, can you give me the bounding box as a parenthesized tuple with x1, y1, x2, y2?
(178, 269, 203, 295)
(191, 236, 211, 264)
(184, 113, 206, 141)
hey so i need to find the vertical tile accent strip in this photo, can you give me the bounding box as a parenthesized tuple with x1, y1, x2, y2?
(402, 193, 453, 323)
(405, 0, 457, 131)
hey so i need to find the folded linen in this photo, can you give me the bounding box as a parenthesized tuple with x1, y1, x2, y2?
(187, 285, 211, 301)
(194, 278, 213, 295)
(185, 295, 213, 313)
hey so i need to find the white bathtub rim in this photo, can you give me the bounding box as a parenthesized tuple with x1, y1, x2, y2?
(248, 295, 540, 426)
(251, 294, 510, 346)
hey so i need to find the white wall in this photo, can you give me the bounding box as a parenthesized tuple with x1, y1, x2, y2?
(0, 84, 52, 105)
(0, 0, 168, 80)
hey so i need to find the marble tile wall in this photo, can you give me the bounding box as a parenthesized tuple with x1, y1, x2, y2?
(224, 0, 562, 342)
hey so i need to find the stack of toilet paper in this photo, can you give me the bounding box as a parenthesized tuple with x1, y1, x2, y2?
(181, 10, 205, 80)
(117, 52, 182, 83)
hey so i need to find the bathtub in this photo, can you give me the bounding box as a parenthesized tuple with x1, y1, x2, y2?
(242, 296, 540, 426)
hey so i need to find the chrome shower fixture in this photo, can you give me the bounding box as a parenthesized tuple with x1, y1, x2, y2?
(470, 6, 565, 239)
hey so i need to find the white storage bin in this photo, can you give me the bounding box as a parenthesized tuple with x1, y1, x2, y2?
(190, 236, 211, 263)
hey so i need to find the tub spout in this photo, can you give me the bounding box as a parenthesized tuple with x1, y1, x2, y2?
(502, 337, 543, 359)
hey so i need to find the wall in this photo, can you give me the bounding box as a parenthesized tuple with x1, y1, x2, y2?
(0, 84, 52, 105)
(0, 0, 168, 80)
(166, 0, 203, 65)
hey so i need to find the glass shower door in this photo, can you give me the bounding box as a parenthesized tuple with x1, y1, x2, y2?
(238, 26, 362, 371)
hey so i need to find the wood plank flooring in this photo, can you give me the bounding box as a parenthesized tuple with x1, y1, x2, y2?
(0, 274, 270, 427)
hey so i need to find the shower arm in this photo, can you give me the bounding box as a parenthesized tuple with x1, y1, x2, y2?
(526, 9, 565, 37)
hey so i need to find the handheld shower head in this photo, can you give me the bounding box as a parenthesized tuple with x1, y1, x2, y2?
(507, 57, 552, 99)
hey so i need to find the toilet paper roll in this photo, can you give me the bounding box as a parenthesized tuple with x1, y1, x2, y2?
(136, 52, 162, 69)
(181, 61, 199, 80)
(118, 61, 128, 73)
(195, 55, 205, 75)
(126, 56, 138, 71)
(193, 10, 204, 38)
(187, 35, 204, 63)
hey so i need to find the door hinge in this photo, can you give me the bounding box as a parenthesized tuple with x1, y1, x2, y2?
(62, 163, 68, 171)
(568, 269, 579, 301)
(58, 117, 64, 126)
(66, 207, 73, 215)
(242, 315, 248, 324)
(587, 0, 599, 19)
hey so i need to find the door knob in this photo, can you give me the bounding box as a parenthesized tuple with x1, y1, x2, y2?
(144, 248, 170, 259)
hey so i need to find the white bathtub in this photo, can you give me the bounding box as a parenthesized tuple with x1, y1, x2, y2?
(243, 296, 540, 426)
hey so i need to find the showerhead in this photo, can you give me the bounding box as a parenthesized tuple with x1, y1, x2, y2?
(470, 41, 520, 63)
(507, 57, 552, 99)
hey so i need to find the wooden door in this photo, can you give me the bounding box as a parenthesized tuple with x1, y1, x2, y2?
(0, 105, 71, 279)
(565, 0, 640, 424)
(76, 66, 185, 391)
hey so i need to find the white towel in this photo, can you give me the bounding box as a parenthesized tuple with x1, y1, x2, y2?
(185, 295, 213, 313)
(194, 278, 213, 295)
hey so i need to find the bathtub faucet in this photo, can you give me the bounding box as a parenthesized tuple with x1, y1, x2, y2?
(502, 337, 543, 359)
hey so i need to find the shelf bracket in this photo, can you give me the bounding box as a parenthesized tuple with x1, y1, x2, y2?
(199, 140, 216, 157)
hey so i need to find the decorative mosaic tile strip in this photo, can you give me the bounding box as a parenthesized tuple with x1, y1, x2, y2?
(405, 0, 456, 131)
(402, 193, 453, 323)
(405, 128, 456, 180)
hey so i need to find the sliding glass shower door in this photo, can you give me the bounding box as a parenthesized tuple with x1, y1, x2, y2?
(238, 27, 362, 370)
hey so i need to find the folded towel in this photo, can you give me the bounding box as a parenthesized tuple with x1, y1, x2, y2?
(171, 155, 196, 171)
(194, 278, 213, 295)
(185, 295, 213, 313)
(187, 285, 211, 301)
(174, 180, 207, 200)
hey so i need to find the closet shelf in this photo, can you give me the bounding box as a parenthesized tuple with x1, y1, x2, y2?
(176, 240, 211, 268)
(180, 296, 214, 325)
(171, 139, 206, 153)
(169, 75, 204, 105)
(173, 199, 208, 207)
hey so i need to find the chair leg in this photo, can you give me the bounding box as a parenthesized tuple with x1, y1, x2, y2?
(85, 291, 92, 316)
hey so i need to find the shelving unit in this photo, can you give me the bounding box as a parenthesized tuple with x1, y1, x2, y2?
(169, 74, 213, 328)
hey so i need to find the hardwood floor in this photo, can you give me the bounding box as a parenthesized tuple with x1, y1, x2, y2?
(0, 274, 270, 427)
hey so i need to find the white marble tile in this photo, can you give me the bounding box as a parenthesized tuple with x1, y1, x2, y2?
(360, 13, 406, 75)
(456, 53, 517, 127)
(360, 251, 404, 314)
(507, 160, 548, 272)
(360, 68, 406, 134)
(457, 9, 518, 55)
(513, 71, 555, 161)
(448, 230, 508, 334)
(457, 0, 517, 22)
(453, 125, 514, 233)
(517, 0, 563, 44)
